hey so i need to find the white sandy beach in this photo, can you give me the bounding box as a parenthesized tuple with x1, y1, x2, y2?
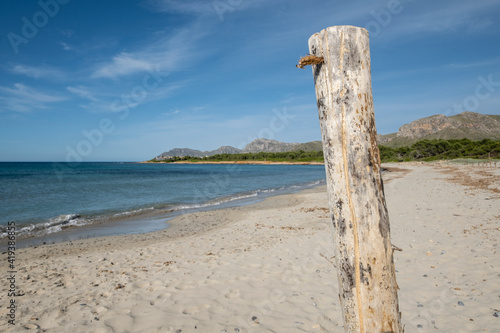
(1, 163, 499, 332)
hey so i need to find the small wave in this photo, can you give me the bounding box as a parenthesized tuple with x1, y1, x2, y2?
(302, 179, 324, 186)
(112, 207, 155, 218)
(256, 188, 280, 193)
(175, 192, 259, 210)
(0, 214, 85, 239)
(174, 179, 324, 212)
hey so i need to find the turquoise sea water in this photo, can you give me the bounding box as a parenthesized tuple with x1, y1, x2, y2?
(0, 162, 326, 240)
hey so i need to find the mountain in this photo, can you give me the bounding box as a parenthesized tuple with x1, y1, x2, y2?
(378, 112, 500, 147)
(156, 148, 207, 159)
(155, 146, 242, 159)
(292, 141, 323, 151)
(153, 138, 319, 160)
(242, 138, 299, 153)
(210, 146, 242, 155)
(153, 112, 500, 160)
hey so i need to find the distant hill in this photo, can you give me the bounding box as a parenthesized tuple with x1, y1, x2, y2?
(156, 148, 207, 158)
(153, 138, 320, 160)
(241, 138, 299, 153)
(154, 112, 500, 160)
(378, 112, 500, 147)
(209, 146, 242, 155)
(292, 141, 323, 152)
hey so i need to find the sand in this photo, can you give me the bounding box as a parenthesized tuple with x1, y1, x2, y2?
(1, 163, 499, 332)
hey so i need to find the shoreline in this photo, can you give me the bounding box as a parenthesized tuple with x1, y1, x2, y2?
(2, 177, 327, 249)
(1, 163, 498, 332)
(5, 162, 407, 249)
(0, 163, 430, 248)
(4, 167, 407, 252)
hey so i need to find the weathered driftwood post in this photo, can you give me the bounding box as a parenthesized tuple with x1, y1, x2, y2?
(304, 26, 403, 332)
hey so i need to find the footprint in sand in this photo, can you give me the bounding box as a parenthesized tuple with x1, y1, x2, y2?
(181, 304, 210, 315)
(174, 283, 196, 290)
(37, 308, 64, 330)
(144, 280, 167, 291)
(133, 281, 150, 289)
(92, 305, 108, 315)
(156, 292, 172, 300)
(224, 290, 240, 299)
(104, 315, 134, 331)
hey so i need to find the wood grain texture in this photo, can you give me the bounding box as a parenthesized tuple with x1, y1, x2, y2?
(308, 26, 403, 333)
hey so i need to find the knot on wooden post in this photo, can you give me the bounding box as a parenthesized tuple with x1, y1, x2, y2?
(296, 54, 324, 69)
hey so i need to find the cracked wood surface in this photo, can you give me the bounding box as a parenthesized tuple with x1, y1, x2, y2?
(309, 25, 403, 333)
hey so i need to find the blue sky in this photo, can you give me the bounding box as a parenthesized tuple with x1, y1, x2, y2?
(1, 0, 499, 161)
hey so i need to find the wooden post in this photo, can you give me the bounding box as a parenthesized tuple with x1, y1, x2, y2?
(307, 26, 403, 332)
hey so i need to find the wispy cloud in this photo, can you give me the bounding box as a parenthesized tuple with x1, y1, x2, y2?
(447, 57, 500, 69)
(60, 42, 73, 51)
(9, 64, 66, 80)
(91, 53, 152, 78)
(164, 109, 181, 116)
(90, 27, 207, 79)
(145, 0, 279, 17)
(59, 29, 74, 38)
(147, 82, 188, 100)
(70, 81, 187, 114)
(373, 0, 499, 40)
(67, 86, 98, 101)
(58, 39, 119, 54)
(146, 0, 215, 14)
(0, 83, 67, 112)
(135, 113, 262, 148)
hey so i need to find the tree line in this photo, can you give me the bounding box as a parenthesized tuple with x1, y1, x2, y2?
(152, 150, 324, 163)
(379, 138, 499, 162)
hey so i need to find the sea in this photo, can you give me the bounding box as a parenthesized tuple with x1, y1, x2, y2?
(0, 162, 326, 246)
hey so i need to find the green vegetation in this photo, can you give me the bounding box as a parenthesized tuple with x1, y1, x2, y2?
(379, 138, 500, 162)
(149, 139, 500, 164)
(149, 150, 325, 163)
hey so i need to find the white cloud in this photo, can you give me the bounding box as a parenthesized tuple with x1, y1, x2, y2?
(70, 81, 187, 114)
(145, 83, 186, 101)
(447, 58, 500, 69)
(90, 27, 207, 79)
(0, 83, 67, 112)
(60, 42, 73, 51)
(146, 0, 215, 14)
(0, 84, 65, 103)
(370, 0, 499, 40)
(67, 86, 98, 101)
(91, 53, 152, 78)
(145, 0, 280, 19)
(10, 64, 65, 80)
(60, 29, 74, 38)
(164, 109, 181, 116)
